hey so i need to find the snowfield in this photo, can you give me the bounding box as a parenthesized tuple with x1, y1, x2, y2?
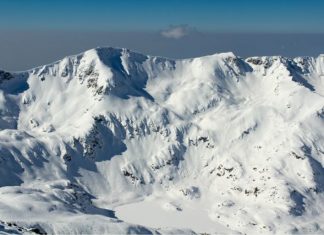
(1, 47, 324, 234)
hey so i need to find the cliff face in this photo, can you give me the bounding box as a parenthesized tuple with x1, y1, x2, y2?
(1, 47, 324, 234)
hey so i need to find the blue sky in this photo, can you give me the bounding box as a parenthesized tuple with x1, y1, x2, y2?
(1, 0, 324, 71)
(1, 0, 324, 32)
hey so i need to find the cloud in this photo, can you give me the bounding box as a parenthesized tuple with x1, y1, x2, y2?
(161, 25, 191, 39)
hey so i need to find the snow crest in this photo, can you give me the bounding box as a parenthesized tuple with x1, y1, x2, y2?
(1, 47, 324, 234)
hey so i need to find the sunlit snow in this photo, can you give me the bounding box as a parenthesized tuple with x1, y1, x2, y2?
(1, 47, 324, 234)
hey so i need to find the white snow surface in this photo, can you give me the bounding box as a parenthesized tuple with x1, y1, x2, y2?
(1, 47, 324, 234)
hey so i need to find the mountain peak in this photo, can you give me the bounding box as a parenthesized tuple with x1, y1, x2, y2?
(1, 48, 324, 234)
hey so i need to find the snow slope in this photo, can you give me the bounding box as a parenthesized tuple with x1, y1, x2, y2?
(1, 47, 324, 234)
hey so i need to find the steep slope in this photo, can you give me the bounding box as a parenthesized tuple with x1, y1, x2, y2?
(0, 47, 324, 234)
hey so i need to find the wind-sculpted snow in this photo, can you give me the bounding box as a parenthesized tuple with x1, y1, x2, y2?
(1, 47, 324, 234)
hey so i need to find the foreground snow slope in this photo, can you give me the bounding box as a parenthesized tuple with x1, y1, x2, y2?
(1, 47, 324, 234)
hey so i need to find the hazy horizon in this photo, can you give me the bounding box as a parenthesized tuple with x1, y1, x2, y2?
(1, 30, 324, 71)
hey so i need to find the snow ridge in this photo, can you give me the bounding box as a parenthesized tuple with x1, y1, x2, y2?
(1, 47, 324, 234)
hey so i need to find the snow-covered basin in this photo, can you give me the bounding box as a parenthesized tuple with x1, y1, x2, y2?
(115, 196, 231, 233)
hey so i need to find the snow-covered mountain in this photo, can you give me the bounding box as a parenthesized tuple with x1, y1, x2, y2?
(1, 47, 324, 234)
